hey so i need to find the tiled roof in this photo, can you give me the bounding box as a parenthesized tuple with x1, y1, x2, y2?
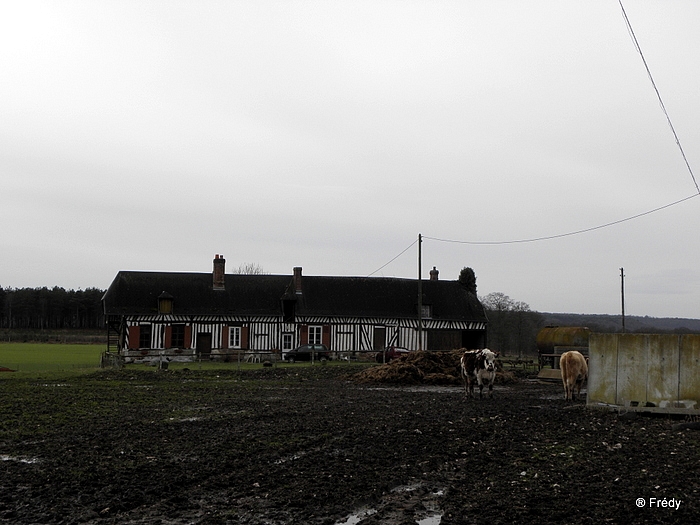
(102, 271, 487, 322)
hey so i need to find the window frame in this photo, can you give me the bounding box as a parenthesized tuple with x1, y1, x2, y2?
(229, 326, 242, 349)
(308, 325, 322, 345)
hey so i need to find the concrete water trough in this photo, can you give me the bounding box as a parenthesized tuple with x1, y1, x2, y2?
(587, 333, 700, 415)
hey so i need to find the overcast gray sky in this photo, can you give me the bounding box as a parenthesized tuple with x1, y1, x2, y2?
(2, 1, 699, 319)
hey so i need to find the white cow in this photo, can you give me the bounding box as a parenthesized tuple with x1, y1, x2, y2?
(460, 349, 499, 399)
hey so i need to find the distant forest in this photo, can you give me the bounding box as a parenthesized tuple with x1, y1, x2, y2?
(540, 312, 700, 334)
(0, 286, 104, 330)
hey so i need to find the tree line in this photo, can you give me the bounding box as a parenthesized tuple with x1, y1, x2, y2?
(480, 291, 544, 357)
(0, 286, 105, 330)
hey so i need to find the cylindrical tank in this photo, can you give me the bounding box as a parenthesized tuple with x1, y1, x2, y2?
(536, 326, 591, 354)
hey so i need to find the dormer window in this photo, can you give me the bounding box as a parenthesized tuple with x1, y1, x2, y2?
(158, 291, 174, 314)
(421, 304, 432, 319)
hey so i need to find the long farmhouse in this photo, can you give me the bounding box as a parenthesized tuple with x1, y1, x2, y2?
(102, 255, 488, 361)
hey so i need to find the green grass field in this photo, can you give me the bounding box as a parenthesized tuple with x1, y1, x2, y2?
(0, 343, 104, 374)
(0, 343, 373, 378)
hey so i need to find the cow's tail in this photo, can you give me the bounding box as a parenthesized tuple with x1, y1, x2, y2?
(560, 355, 571, 399)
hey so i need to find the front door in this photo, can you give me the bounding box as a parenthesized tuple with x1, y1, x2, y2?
(196, 333, 212, 358)
(373, 327, 386, 352)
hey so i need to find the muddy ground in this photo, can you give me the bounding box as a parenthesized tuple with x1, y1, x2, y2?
(0, 357, 698, 524)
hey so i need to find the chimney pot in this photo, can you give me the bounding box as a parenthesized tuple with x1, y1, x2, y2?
(429, 266, 439, 281)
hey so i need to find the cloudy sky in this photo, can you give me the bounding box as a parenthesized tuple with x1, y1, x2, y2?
(2, 0, 700, 319)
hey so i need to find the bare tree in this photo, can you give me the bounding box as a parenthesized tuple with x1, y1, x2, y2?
(480, 292, 513, 354)
(232, 263, 267, 275)
(480, 292, 544, 357)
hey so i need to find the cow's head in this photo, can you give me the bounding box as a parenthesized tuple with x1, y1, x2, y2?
(481, 349, 497, 372)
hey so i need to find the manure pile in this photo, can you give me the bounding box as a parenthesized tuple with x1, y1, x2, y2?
(351, 350, 517, 385)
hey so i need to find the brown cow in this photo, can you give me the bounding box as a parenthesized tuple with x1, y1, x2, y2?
(560, 350, 588, 401)
(460, 349, 498, 399)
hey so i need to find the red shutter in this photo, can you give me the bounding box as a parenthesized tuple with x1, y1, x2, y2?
(300, 325, 308, 345)
(222, 326, 229, 348)
(322, 324, 331, 348)
(129, 325, 140, 349)
(164, 326, 172, 348)
(184, 325, 192, 349)
(241, 326, 249, 349)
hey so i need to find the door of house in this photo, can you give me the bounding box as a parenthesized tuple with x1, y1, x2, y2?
(373, 327, 386, 352)
(282, 333, 294, 352)
(196, 333, 212, 358)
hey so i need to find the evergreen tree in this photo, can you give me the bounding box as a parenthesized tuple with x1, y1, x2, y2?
(458, 267, 477, 294)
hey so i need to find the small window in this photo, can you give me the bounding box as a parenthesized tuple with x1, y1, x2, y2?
(421, 305, 432, 319)
(229, 326, 241, 349)
(158, 292, 174, 314)
(282, 333, 294, 351)
(139, 324, 152, 349)
(308, 325, 322, 345)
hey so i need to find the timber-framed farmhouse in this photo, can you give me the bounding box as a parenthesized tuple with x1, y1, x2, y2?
(102, 255, 488, 361)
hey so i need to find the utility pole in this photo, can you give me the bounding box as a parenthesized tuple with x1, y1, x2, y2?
(620, 267, 626, 333)
(418, 233, 423, 351)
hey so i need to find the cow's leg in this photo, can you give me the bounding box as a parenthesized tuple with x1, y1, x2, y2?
(488, 381, 494, 398)
(574, 376, 584, 401)
(561, 358, 570, 401)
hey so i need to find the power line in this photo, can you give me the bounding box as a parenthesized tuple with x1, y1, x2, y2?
(369, 193, 698, 273)
(368, 4, 700, 274)
(424, 193, 699, 246)
(367, 239, 417, 276)
(619, 0, 700, 194)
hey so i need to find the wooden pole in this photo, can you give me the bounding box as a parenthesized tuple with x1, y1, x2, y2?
(418, 233, 423, 351)
(620, 267, 626, 333)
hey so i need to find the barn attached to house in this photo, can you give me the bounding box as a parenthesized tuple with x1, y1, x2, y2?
(102, 255, 488, 361)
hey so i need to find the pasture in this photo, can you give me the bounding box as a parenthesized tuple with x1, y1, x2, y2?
(0, 343, 104, 375)
(0, 358, 698, 524)
(0, 343, 364, 376)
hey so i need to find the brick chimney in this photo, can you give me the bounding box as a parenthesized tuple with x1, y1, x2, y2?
(213, 254, 226, 290)
(429, 266, 439, 281)
(293, 266, 303, 294)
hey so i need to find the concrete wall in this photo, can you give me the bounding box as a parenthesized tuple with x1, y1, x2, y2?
(588, 333, 700, 412)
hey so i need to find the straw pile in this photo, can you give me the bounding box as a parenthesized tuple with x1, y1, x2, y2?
(351, 350, 517, 386)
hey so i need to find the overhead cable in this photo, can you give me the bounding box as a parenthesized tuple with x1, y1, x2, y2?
(367, 4, 700, 275)
(367, 239, 417, 277)
(424, 193, 699, 246)
(619, 0, 700, 194)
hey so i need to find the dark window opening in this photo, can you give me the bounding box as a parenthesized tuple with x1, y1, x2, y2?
(171, 324, 185, 348)
(283, 300, 295, 323)
(139, 324, 152, 349)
